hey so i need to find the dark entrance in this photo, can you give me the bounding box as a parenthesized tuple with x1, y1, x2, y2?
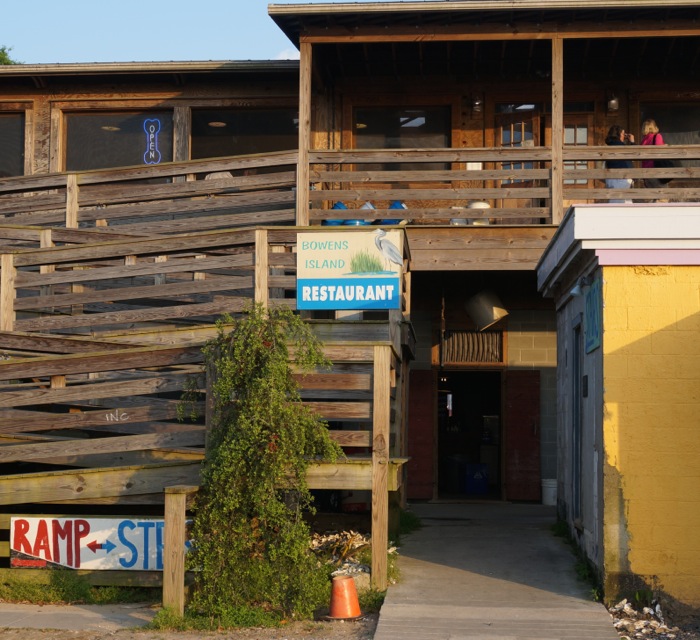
(437, 371, 502, 499)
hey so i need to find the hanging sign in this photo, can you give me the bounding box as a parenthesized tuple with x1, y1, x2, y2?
(297, 230, 402, 310)
(143, 118, 162, 165)
(10, 516, 188, 571)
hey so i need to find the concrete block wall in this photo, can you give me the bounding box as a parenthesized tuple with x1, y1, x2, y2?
(602, 265, 700, 610)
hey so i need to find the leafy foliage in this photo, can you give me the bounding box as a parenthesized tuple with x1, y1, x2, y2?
(0, 46, 20, 65)
(185, 305, 342, 621)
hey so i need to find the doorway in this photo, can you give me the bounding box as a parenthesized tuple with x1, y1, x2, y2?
(437, 370, 502, 500)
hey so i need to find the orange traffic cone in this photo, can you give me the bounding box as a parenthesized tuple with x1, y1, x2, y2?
(327, 575, 362, 620)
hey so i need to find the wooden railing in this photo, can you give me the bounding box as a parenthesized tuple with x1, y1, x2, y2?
(0, 151, 298, 237)
(304, 146, 700, 226)
(2, 145, 698, 238)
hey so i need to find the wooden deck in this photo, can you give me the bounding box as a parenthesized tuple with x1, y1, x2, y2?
(0, 156, 415, 592)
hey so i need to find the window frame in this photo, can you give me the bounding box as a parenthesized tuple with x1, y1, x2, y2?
(0, 102, 33, 176)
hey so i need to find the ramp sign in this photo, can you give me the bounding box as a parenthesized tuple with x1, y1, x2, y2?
(10, 517, 182, 571)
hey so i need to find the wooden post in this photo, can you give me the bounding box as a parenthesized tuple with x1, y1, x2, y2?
(371, 345, 391, 591)
(163, 485, 198, 616)
(39, 229, 55, 313)
(66, 174, 79, 228)
(0, 253, 16, 332)
(551, 36, 565, 224)
(297, 41, 312, 226)
(255, 229, 269, 307)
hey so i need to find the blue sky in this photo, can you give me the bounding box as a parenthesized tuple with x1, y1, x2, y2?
(1, 0, 370, 65)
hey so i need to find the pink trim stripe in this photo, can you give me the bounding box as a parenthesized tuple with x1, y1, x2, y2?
(596, 249, 700, 265)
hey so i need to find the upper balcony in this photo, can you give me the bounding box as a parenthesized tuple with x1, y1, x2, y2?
(299, 146, 700, 228)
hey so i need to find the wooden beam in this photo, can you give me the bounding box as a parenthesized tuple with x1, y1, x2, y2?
(371, 345, 391, 591)
(0, 430, 204, 463)
(0, 345, 203, 382)
(0, 253, 15, 331)
(298, 22, 700, 43)
(255, 229, 269, 306)
(551, 36, 564, 224)
(0, 462, 202, 505)
(297, 42, 312, 226)
(163, 485, 198, 616)
(65, 174, 78, 228)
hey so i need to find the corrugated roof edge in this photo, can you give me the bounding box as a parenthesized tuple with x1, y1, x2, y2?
(0, 60, 300, 76)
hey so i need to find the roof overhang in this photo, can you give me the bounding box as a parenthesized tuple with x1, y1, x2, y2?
(269, 1, 700, 45)
(536, 204, 700, 297)
(0, 60, 299, 88)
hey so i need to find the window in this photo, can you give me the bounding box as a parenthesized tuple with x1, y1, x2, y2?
(498, 113, 536, 184)
(65, 112, 173, 171)
(191, 109, 298, 159)
(0, 113, 25, 177)
(353, 106, 451, 170)
(563, 118, 590, 185)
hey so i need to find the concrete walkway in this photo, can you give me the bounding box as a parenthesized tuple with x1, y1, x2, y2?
(0, 601, 155, 631)
(374, 502, 618, 640)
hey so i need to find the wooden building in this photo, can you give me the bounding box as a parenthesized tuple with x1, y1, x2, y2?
(1, 0, 699, 608)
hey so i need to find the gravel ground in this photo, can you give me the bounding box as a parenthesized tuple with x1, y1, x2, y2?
(0, 614, 378, 640)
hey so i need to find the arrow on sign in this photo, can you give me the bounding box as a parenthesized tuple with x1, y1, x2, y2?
(87, 539, 117, 554)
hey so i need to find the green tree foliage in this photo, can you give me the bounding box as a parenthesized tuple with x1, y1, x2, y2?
(185, 305, 342, 622)
(0, 46, 20, 65)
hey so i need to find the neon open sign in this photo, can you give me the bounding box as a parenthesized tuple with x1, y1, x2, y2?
(143, 118, 162, 164)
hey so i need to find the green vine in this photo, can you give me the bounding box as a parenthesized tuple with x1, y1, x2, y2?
(183, 304, 342, 621)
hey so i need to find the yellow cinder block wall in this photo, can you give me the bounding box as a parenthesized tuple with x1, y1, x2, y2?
(603, 265, 700, 609)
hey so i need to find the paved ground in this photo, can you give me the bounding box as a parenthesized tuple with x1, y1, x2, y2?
(374, 502, 618, 640)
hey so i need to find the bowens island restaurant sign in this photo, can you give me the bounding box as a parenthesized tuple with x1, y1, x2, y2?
(296, 230, 403, 310)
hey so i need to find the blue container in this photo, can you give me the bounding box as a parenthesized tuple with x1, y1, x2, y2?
(464, 463, 489, 495)
(376, 200, 406, 225)
(323, 201, 347, 226)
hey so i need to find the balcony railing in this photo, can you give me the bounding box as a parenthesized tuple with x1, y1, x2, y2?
(305, 146, 700, 226)
(1, 146, 699, 235)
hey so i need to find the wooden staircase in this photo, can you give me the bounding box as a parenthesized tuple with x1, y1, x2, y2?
(0, 153, 413, 591)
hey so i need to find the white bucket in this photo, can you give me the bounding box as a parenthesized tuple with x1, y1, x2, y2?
(467, 200, 491, 225)
(541, 479, 557, 506)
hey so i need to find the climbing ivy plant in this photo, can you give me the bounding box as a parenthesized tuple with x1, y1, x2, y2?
(184, 304, 342, 621)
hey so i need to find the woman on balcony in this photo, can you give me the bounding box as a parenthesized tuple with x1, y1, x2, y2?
(641, 119, 668, 189)
(605, 125, 635, 203)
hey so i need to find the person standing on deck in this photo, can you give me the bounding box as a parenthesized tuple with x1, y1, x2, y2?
(605, 125, 635, 203)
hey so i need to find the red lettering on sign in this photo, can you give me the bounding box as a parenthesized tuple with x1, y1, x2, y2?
(52, 519, 73, 567)
(12, 519, 32, 554)
(33, 519, 52, 562)
(74, 519, 90, 569)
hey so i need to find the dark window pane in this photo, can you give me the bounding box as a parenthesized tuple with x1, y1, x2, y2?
(641, 104, 700, 167)
(65, 112, 173, 171)
(354, 106, 450, 170)
(0, 113, 24, 177)
(191, 109, 299, 159)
